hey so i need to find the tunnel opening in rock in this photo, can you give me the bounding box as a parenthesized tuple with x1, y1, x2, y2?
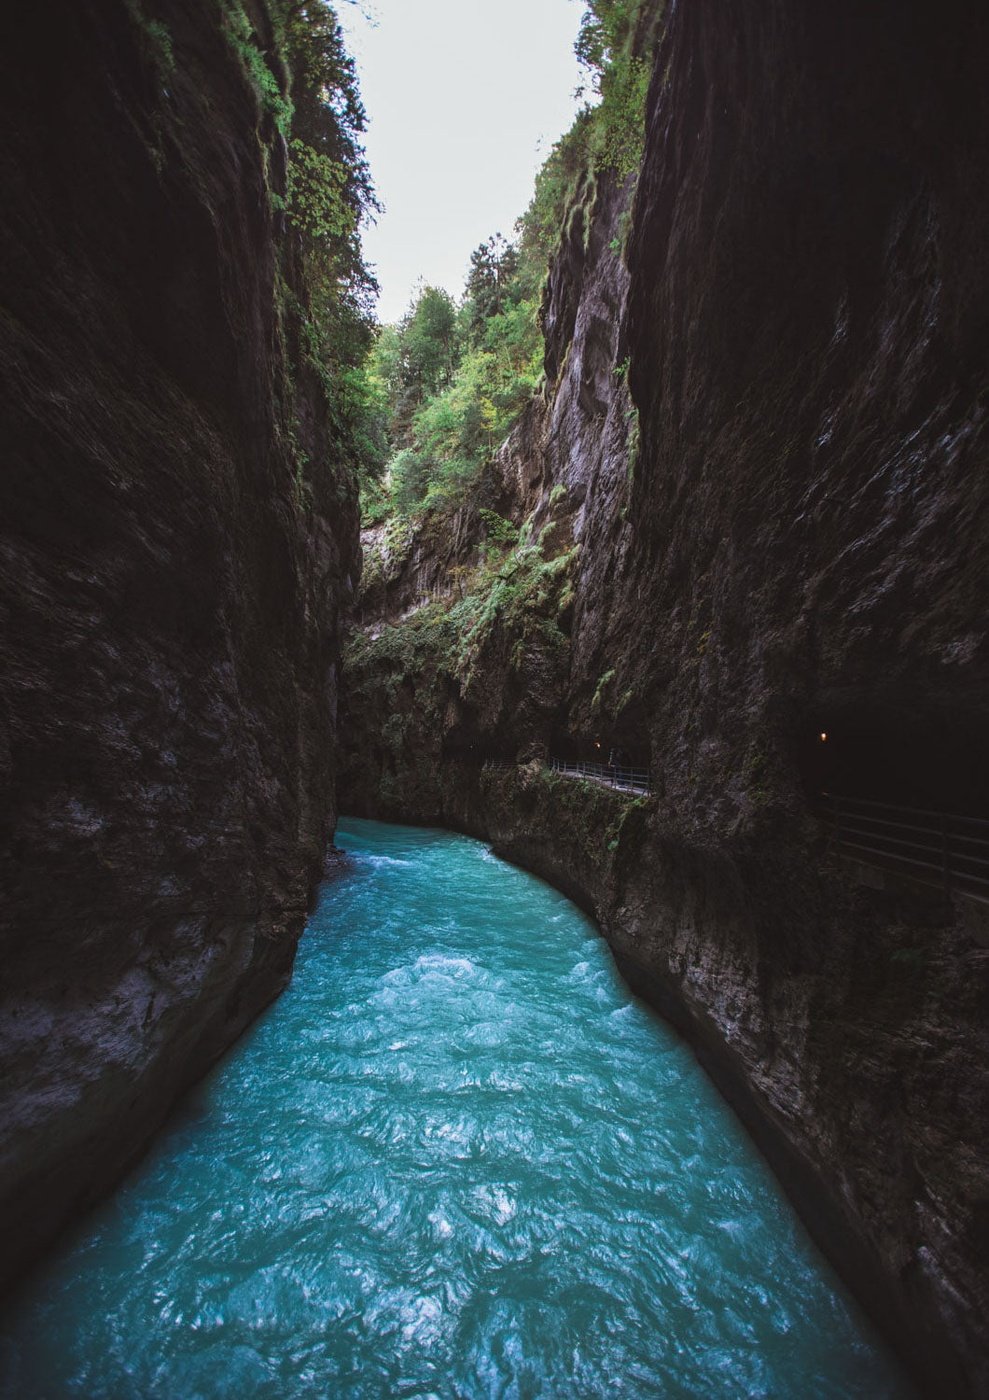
(550, 728, 652, 775)
(796, 700, 989, 817)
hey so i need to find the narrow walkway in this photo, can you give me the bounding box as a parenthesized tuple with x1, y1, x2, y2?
(484, 757, 651, 796)
(548, 757, 652, 795)
(486, 768, 988, 905)
(818, 792, 989, 906)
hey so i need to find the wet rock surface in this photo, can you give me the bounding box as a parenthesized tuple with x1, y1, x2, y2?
(341, 0, 989, 1390)
(0, 1, 357, 1288)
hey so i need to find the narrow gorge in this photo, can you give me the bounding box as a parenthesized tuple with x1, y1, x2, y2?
(1, 0, 987, 1395)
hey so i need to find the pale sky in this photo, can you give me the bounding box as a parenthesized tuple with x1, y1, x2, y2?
(338, 0, 585, 324)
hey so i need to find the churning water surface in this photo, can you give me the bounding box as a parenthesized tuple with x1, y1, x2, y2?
(1, 818, 909, 1399)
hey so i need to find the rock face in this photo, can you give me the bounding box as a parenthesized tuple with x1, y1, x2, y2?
(341, 0, 989, 1390)
(0, 1, 357, 1288)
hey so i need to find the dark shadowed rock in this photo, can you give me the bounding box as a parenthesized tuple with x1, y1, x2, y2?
(0, 0, 357, 1289)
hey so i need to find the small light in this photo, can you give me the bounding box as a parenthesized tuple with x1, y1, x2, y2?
(820, 731, 828, 743)
(594, 740, 601, 749)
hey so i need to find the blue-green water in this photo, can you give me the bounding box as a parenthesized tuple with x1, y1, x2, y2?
(1, 818, 908, 1399)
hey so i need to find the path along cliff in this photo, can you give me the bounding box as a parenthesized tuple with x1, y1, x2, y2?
(340, 0, 989, 1391)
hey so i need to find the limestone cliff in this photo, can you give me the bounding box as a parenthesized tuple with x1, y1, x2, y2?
(340, 0, 989, 1390)
(0, 1, 358, 1287)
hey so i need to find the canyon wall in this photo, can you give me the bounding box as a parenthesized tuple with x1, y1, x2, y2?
(0, 1, 358, 1287)
(341, 0, 989, 1390)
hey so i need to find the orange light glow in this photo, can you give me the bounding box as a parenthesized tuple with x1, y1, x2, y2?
(819, 731, 828, 742)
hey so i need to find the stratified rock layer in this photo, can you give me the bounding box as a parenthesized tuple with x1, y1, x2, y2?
(341, 0, 989, 1390)
(0, 1, 357, 1287)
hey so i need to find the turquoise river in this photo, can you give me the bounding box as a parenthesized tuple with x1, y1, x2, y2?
(1, 818, 910, 1398)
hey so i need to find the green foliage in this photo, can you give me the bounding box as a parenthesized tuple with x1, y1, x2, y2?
(348, 324, 399, 485)
(359, 476, 391, 525)
(591, 54, 651, 178)
(333, 359, 390, 475)
(368, 324, 402, 407)
(145, 19, 176, 71)
(223, 2, 294, 135)
(347, 527, 577, 712)
(286, 137, 353, 241)
(517, 0, 663, 272)
(400, 286, 460, 405)
(389, 447, 432, 515)
(517, 112, 595, 269)
(465, 235, 521, 342)
(478, 510, 519, 546)
(350, 0, 663, 530)
(575, 0, 654, 98)
(363, 260, 542, 520)
(448, 538, 576, 680)
(277, 2, 377, 310)
(346, 602, 454, 692)
(267, 3, 381, 487)
(591, 668, 616, 713)
(481, 297, 540, 375)
(575, 0, 665, 180)
(125, 3, 176, 78)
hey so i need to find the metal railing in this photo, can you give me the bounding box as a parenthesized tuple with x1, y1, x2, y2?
(549, 757, 651, 794)
(481, 757, 652, 795)
(818, 792, 989, 904)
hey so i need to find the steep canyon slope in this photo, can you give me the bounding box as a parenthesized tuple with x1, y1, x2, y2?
(0, 1, 358, 1288)
(341, 0, 989, 1390)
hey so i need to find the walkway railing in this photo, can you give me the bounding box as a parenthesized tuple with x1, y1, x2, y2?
(549, 757, 651, 794)
(482, 757, 652, 795)
(818, 792, 989, 904)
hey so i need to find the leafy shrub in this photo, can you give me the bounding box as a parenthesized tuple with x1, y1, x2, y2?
(223, 2, 294, 135)
(478, 510, 519, 546)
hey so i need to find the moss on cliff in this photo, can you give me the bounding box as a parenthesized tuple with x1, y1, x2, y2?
(341, 506, 587, 833)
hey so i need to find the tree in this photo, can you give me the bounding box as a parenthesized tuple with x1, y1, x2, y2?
(464, 235, 520, 344)
(281, 0, 376, 243)
(574, 0, 663, 178)
(398, 285, 459, 405)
